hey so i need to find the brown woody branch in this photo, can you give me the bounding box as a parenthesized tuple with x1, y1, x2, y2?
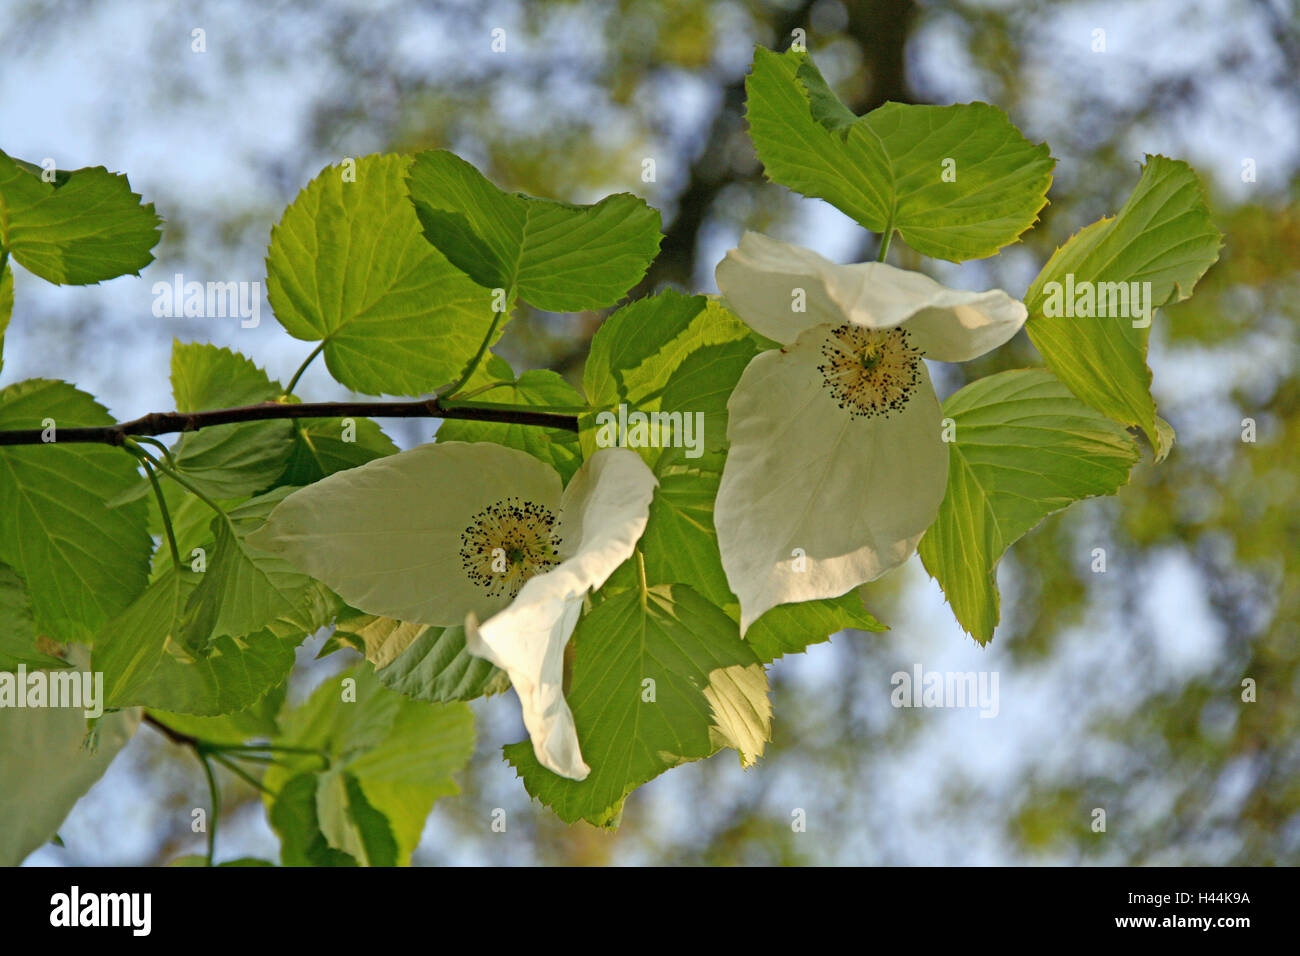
(0, 397, 579, 446)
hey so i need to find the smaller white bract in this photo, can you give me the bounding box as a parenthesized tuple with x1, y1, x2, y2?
(713, 231, 1029, 632)
(250, 442, 657, 780)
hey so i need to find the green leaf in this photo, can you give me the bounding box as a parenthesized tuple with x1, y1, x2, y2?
(112, 343, 292, 506)
(918, 368, 1141, 644)
(586, 306, 888, 662)
(0, 563, 70, 671)
(633, 465, 885, 661)
(166, 344, 294, 499)
(335, 610, 509, 703)
(0, 149, 161, 285)
(180, 487, 334, 652)
(147, 682, 286, 747)
(270, 773, 360, 867)
(336, 612, 425, 669)
(744, 589, 886, 663)
(278, 416, 398, 485)
(266, 153, 497, 395)
(634, 466, 733, 606)
(580, 292, 759, 466)
(505, 584, 770, 827)
(0, 379, 152, 642)
(316, 770, 399, 867)
(436, 368, 584, 482)
(406, 149, 662, 311)
(745, 47, 1054, 261)
(315, 632, 357, 658)
(0, 651, 139, 865)
(145, 485, 244, 580)
(93, 569, 325, 714)
(171, 341, 282, 411)
(168, 425, 295, 499)
(0, 259, 12, 374)
(657, 331, 761, 461)
(265, 666, 474, 864)
(1024, 155, 1222, 454)
(1153, 416, 1176, 464)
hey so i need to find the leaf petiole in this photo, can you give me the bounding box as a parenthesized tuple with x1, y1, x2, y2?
(437, 304, 507, 400)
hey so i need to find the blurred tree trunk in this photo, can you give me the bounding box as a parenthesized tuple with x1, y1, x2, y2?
(633, 0, 920, 297)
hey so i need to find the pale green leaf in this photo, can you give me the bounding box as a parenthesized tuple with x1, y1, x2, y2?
(145, 486, 244, 580)
(746, 48, 1053, 261)
(180, 487, 333, 652)
(270, 773, 360, 867)
(1153, 416, 1176, 464)
(0, 648, 139, 865)
(315, 769, 398, 866)
(114, 343, 293, 506)
(580, 292, 758, 466)
(0, 379, 152, 642)
(436, 368, 584, 482)
(0, 563, 70, 671)
(93, 569, 324, 714)
(335, 610, 509, 703)
(505, 584, 770, 827)
(0, 149, 161, 285)
(166, 343, 294, 499)
(168, 423, 295, 499)
(171, 341, 283, 411)
(265, 666, 474, 864)
(918, 368, 1141, 644)
(1024, 155, 1222, 454)
(266, 153, 497, 395)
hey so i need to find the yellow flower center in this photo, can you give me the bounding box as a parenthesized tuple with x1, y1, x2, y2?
(817, 324, 922, 420)
(459, 497, 562, 599)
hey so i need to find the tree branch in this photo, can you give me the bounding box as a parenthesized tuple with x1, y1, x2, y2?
(0, 397, 579, 447)
(144, 712, 201, 749)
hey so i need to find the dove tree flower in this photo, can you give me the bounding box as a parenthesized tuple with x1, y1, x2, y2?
(713, 231, 1029, 632)
(249, 441, 657, 780)
(0, 39, 1229, 855)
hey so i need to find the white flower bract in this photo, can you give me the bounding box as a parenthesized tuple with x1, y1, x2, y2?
(250, 441, 657, 781)
(465, 447, 658, 780)
(714, 232, 1028, 632)
(250, 441, 564, 626)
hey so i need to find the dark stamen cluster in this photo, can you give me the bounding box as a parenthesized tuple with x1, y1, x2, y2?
(817, 324, 922, 420)
(459, 497, 562, 599)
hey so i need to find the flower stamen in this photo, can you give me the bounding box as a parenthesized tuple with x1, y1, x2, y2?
(817, 324, 922, 420)
(459, 496, 562, 599)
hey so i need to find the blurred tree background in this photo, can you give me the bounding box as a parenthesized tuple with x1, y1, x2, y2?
(4, 0, 1296, 865)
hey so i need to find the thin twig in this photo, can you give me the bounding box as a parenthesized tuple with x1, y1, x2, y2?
(0, 396, 579, 446)
(132, 451, 182, 573)
(143, 712, 201, 748)
(198, 752, 219, 867)
(208, 752, 276, 796)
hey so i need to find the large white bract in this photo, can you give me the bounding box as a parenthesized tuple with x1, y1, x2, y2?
(713, 231, 1028, 632)
(465, 447, 657, 781)
(250, 442, 657, 781)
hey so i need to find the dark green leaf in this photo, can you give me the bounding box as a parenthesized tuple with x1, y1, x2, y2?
(407, 149, 662, 311)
